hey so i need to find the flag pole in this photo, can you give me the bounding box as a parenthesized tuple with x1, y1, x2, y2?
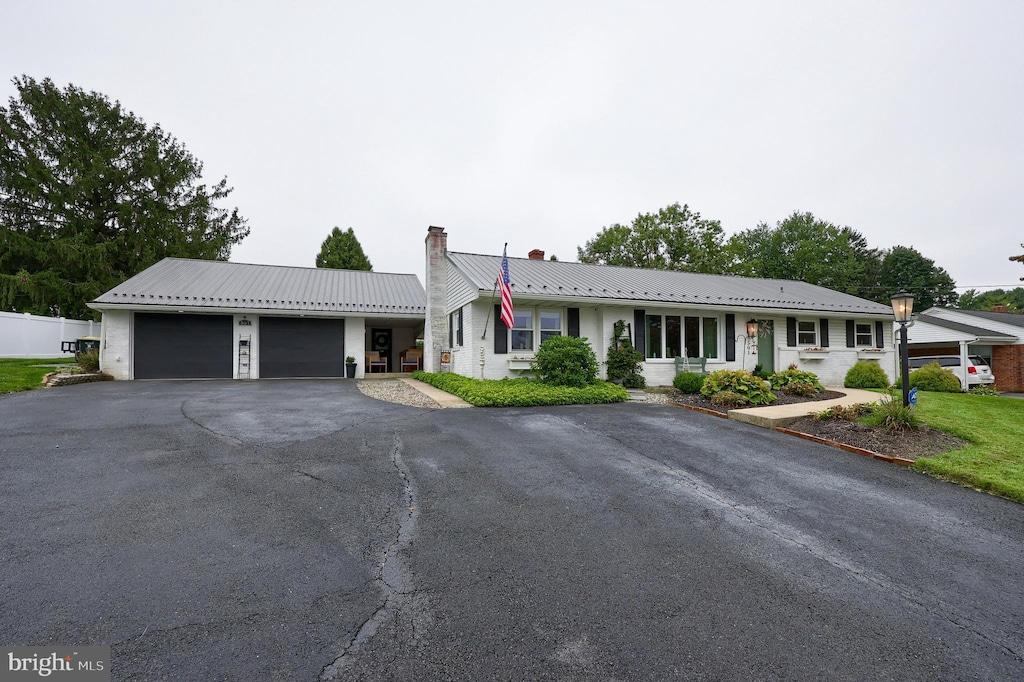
(481, 242, 507, 340)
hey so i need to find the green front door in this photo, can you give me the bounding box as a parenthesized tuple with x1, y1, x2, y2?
(757, 319, 775, 374)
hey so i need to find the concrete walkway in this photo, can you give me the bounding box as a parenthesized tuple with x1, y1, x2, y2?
(728, 388, 885, 428)
(399, 377, 472, 408)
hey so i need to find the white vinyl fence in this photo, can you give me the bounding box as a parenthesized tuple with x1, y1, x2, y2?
(0, 311, 99, 358)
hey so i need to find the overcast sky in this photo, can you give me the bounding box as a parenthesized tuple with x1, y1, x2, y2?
(4, 1, 1022, 294)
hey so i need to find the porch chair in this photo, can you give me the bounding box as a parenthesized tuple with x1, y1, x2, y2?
(365, 351, 388, 373)
(400, 348, 423, 372)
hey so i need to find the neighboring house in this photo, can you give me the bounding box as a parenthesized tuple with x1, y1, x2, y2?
(88, 258, 425, 380)
(423, 226, 897, 387)
(904, 306, 1024, 392)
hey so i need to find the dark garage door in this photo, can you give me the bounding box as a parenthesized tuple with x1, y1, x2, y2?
(259, 317, 346, 378)
(135, 313, 233, 379)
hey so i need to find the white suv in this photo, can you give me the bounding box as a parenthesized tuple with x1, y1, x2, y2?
(907, 355, 996, 389)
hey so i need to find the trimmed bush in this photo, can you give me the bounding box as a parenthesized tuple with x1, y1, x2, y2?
(532, 335, 598, 387)
(909, 362, 962, 393)
(411, 371, 628, 407)
(700, 369, 776, 406)
(673, 372, 705, 394)
(844, 360, 889, 389)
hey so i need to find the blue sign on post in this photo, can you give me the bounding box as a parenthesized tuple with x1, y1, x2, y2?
(908, 387, 919, 406)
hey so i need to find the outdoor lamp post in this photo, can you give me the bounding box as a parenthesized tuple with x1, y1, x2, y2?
(890, 289, 915, 406)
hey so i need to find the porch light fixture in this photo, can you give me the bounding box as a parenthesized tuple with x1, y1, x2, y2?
(890, 289, 915, 406)
(745, 319, 759, 339)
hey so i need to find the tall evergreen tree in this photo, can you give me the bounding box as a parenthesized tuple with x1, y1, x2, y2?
(315, 227, 373, 270)
(0, 76, 248, 318)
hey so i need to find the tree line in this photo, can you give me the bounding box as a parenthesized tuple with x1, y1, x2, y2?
(577, 203, 962, 312)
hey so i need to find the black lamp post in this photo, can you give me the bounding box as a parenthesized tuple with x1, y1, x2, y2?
(890, 289, 915, 406)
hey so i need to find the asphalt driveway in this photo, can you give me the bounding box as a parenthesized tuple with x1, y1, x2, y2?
(1, 381, 1022, 680)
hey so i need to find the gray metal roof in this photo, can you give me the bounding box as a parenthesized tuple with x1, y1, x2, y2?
(927, 307, 1024, 329)
(915, 313, 1015, 339)
(448, 252, 893, 315)
(92, 258, 425, 315)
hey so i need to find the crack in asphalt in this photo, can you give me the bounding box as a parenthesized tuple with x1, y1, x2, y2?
(179, 400, 244, 446)
(574, 415, 1024, 662)
(318, 431, 421, 681)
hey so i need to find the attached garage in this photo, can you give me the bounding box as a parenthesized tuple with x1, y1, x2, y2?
(134, 313, 233, 379)
(259, 317, 346, 378)
(91, 258, 426, 381)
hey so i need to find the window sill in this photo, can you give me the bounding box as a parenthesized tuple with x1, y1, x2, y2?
(507, 357, 535, 371)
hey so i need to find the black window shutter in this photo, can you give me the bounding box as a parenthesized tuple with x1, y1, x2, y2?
(494, 304, 507, 354)
(633, 310, 646, 359)
(786, 317, 797, 347)
(568, 308, 580, 338)
(875, 320, 884, 349)
(819, 318, 830, 347)
(846, 320, 856, 348)
(448, 313, 453, 348)
(457, 308, 464, 346)
(725, 314, 736, 361)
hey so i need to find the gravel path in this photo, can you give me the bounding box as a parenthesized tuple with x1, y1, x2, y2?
(357, 379, 442, 408)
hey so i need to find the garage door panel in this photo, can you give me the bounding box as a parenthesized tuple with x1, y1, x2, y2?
(259, 317, 345, 378)
(135, 313, 233, 379)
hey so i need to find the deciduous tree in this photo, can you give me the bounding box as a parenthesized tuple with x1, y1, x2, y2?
(577, 203, 730, 273)
(0, 76, 248, 318)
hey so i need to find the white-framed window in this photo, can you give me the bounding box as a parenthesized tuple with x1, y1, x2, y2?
(645, 313, 720, 359)
(797, 320, 817, 346)
(855, 322, 873, 346)
(510, 309, 534, 351)
(540, 310, 562, 343)
(507, 308, 567, 351)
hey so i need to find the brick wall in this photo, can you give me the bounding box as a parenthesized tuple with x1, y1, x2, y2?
(992, 345, 1024, 392)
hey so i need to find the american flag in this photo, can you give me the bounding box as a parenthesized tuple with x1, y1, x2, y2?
(499, 248, 514, 329)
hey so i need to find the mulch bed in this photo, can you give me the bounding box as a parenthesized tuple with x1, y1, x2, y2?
(665, 389, 968, 461)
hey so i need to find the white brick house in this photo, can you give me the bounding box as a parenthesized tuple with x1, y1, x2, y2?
(423, 226, 897, 387)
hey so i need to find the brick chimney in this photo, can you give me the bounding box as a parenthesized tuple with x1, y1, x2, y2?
(528, 249, 545, 260)
(991, 304, 1009, 313)
(424, 226, 448, 372)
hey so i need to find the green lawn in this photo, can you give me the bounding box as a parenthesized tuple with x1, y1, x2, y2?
(911, 391, 1024, 503)
(0, 357, 77, 395)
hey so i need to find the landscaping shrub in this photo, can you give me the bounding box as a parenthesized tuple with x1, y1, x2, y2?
(532, 335, 598, 387)
(606, 320, 645, 388)
(908, 362, 962, 393)
(783, 381, 818, 397)
(968, 384, 1000, 396)
(673, 371, 705, 394)
(700, 369, 776, 406)
(710, 390, 747, 407)
(863, 394, 920, 432)
(411, 371, 628, 407)
(814, 403, 872, 421)
(844, 360, 890, 389)
(77, 350, 100, 373)
(769, 367, 823, 393)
